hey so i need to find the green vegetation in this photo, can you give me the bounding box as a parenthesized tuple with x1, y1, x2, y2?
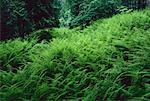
(1, 0, 59, 40)
(2, 0, 148, 40)
(59, 0, 121, 28)
(0, 9, 150, 100)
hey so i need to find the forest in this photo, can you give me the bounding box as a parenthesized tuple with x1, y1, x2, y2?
(0, 0, 150, 100)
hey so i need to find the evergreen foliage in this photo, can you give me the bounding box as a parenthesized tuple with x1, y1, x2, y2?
(59, 0, 121, 27)
(1, 0, 58, 40)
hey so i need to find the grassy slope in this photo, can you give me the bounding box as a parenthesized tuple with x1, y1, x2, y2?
(0, 9, 150, 101)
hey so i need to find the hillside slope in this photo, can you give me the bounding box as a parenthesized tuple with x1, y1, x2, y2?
(0, 9, 150, 100)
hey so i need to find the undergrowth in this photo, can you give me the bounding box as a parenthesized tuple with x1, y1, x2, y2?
(0, 9, 150, 101)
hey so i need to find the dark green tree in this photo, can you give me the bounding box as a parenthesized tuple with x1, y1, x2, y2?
(1, 0, 58, 40)
(59, 0, 121, 28)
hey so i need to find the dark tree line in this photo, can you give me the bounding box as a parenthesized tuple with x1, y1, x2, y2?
(122, 0, 148, 9)
(1, 0, 59, 40)
(0, 0, 149, 40)
(138, 0, 148, 9)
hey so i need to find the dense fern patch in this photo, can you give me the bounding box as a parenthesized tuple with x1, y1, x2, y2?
(0, 9, 150, 100)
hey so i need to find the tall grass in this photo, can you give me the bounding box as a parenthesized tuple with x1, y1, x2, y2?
(0, 9, 150, 101)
